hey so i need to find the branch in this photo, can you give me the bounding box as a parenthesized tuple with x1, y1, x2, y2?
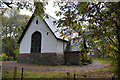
(108, 36, 118, 48)
(3, 1, 13, 8)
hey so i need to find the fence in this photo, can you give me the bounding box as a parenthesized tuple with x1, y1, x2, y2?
(3, 67, 118, 80)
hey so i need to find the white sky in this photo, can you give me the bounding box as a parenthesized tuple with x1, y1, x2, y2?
(20, 0, 60, 19)
(20, 8, 33, 16)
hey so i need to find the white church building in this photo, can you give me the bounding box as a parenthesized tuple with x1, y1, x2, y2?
(18, 14, 98, 65)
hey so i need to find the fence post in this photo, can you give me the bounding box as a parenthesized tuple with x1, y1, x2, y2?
(67, 72, 70, 80)
(21, 67, 24, 80)
(13, 67, 17, 80)
(67, 72, 70, 78)
(74, 73, 76, 80)
(112, 76, 114, 80)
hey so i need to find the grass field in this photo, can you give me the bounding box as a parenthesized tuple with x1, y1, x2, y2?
(92, 58, 111, 64)
(2, 68, 113, 78)
(2, 58, 114, 79)
(2, 65, 114, 78)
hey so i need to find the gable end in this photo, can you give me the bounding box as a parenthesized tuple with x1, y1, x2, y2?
(18, 15, 68, 44)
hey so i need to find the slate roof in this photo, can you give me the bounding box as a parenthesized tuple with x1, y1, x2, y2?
(18, 15, 68, 44)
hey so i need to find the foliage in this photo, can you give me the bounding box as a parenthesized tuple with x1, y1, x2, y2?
(55, 1, 120, 77)
(0, 0, 47, 61)
(1, 53, 8, 61)
(14, 49, 19, 60)
(2, 9, 30, 39)
(66, 62, 70, 66)
(0, 1, 47, 19)
(0, 53, 16, 61)
(2, 37, 15, 56)
(33, 2, 46, 18)
(0, 0, 48, 61)
(86, 57, 92, 64)
(1, 8, 30, 60)
(80, 55, 92, 65)
(0, 1, 34, 15)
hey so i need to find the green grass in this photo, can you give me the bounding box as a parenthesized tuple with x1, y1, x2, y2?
(2, 61, 17, 62)
(2, 66, 114, 79)
(2, 70, 113, 78)
(92, 58, 108, 61)
(2, 58, 114, 78)
(92, 58, 111, 64)
(2, 70, 68, 78)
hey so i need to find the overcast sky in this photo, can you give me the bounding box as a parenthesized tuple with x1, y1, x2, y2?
(20, 0, 60, 19)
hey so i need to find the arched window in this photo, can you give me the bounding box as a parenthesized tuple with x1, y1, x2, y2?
(36, 20, 38, 24)
(31, 31, 41, 53)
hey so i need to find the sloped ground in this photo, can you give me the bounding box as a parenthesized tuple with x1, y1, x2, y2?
(2, 60, 109, 72)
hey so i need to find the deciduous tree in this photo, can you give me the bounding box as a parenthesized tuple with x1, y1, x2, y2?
(55, 1, 120, 77)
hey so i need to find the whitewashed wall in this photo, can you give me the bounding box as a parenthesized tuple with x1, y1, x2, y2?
(57, 40, 64, 53)
(20, 16, 65, 54)
(69, 39, 81, 51)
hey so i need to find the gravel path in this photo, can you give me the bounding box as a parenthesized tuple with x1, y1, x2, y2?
(2, 60, 109, 72)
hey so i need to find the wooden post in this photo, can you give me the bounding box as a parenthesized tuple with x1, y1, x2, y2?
(67, 72, 70, 78)
(21, 67, 24, 80)
(112, 76, 114, 80)
(74, 73, 76, 80)
(67, 72, 70, 80)
(13, 67, 17, 80)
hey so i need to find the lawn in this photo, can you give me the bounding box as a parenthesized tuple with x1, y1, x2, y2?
(92, 58, 111, 64)
(2, 58, 114, 79)
(2, 66, 114, 79)
(92, 58, 109, 61)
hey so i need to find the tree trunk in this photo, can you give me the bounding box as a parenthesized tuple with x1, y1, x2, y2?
(13, 54, 16, 60)
(115, 21, 120, 78)
(116, 2, 120, 78)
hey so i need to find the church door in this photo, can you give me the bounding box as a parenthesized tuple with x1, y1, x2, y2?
(31, 31, 41, 53)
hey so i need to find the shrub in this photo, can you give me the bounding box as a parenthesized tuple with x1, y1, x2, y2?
(14, 49, 19, 60)
(1, 53, 14, 61)
(9, 56, 14, 61)
(66, 62, 70, 66)
(86, 58, 92, 64)
(0, 55, 2, 61)
(2, 53, 7, 61)
(80, 55, 92, 65)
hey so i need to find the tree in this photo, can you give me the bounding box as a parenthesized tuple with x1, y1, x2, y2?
(55, 1, 120, 77)
(0, 0, 48, 61)
(0, 1, 47, 18)
(1, 8, 30, 60)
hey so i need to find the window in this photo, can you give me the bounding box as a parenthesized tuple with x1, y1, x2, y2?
(36, 20, 38, 24)
(46, 32, 49, 35)
(31, 31, 41, 53)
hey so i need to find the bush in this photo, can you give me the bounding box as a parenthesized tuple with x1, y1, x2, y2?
(14, 49, 19, 60)
(80, 56, 92, 65)
(66, 62, 70, 66)
(1, 53, 15, 61)
(2, 53, 7, 61)
(86, 58, 92, 64)
(0, 55, 1, 61)
(9, 56, 14, 61)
